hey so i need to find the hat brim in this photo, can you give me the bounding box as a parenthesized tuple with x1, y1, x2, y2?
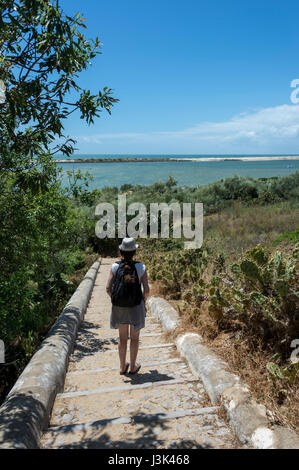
(119, 244, 139, 251)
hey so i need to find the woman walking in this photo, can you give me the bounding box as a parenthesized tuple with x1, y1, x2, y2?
(106, 237, 150, 375)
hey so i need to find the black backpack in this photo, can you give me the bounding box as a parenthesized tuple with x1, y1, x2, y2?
(111, 260, 143, 307)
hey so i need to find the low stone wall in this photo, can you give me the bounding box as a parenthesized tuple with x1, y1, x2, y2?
(0, 259, 101, 449)
(148, 296, 299, 449)
(147, 297, 179, 331)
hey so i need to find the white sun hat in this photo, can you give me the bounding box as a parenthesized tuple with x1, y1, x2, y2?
(119, 237, 139, 251)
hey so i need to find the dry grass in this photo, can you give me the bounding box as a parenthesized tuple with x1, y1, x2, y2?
(204, 201, 299, 258)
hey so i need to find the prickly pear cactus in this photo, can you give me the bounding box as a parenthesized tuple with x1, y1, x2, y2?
(206, 244, 299, 348)
(143, 241, 298, 354)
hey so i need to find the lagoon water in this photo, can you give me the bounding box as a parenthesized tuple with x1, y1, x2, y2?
(56, 154, 299, 190)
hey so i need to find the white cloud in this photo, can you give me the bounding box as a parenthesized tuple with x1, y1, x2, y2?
(158, 104, 299, 141)
(75, 104, 299, 153)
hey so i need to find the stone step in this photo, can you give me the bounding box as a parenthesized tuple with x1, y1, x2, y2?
(64, 361, 194, 393)
(76, 333, 163, 340)
(73, 333, 164, 347)
(41, 413, 234, 449)
(58, 377, 199, 399)
(66, 358, 185, 376)
(49, 378, 206, 426)
(83, 317, 160, 324)
(47, 406, 220, 434)
(67, 342, 178, 371)
(102, 343, 175, 353)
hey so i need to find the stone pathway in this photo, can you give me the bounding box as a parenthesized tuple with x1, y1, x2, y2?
(40, 258, 244, 449)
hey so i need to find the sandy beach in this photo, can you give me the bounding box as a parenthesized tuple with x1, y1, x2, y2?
(56, 156, 299, 163)
(180, 156, 299, 162)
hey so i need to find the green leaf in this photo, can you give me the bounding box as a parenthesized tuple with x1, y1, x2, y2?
(240, 259, 260, 281)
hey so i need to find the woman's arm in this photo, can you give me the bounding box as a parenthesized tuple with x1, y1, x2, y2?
(141, 270, 150, 301)
(106, 268, 114, 297)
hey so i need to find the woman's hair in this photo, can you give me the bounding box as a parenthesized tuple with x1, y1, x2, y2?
(119, 250, 137, 283)
(120, 249, 136, 261)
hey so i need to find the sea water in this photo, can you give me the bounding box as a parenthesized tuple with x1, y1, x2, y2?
(55, 154, 299, 190)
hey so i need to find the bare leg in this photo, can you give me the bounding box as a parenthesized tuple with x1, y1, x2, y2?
(129, 325, 140, 372)
(118, 324, 129, 372)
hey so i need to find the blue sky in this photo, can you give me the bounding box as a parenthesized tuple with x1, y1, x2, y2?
(61, 0, 299, 154)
